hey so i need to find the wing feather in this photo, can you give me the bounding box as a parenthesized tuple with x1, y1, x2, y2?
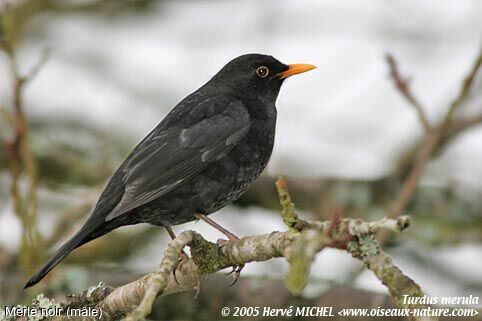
(105, 98, 250, 220)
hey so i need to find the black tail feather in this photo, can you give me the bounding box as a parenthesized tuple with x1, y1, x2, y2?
(23, 221, 101, 289)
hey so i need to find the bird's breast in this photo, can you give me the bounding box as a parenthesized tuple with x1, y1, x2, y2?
(132, 115, 277, 224)
(214, 116, 276, 199)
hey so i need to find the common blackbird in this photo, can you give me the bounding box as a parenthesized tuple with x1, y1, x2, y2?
(24, 54, 315, 288)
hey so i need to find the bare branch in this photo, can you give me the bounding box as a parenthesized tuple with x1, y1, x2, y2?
(442, 45, 482, 130)
(386, 53, 432, 132)
(1, 0, 44, 273)
(386, 129, 441, 220)
(19, 48, 50, 85)
(383, 46, 482, 228)
(438, 112, 482, 151)
(450, 112, 482, 135)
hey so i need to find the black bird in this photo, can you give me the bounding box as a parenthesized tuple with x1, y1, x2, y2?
(24, 54, 315, 288)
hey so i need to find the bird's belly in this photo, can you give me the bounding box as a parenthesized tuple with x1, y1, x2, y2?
(133, 132, 274, 226)
(206, 156, 267, 212)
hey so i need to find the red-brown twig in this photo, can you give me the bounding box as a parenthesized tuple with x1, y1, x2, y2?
(387, 48, 482, 217)
(386, 53, 432, 132)
(379, 47, 482, 243)
(449, 112, 482, 136)
(442, 46, 482, 130)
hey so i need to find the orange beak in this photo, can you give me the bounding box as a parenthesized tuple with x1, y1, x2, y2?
(277, 63, 316, 79)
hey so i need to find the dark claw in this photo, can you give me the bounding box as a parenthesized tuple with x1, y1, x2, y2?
(214, 238, 244, 285)
(227, 276, 238, 287)
(225, 267, 236, 275)
(173, 267, 180, 285)
(227, 265, 244, 287)
(173, 250, 190, 285)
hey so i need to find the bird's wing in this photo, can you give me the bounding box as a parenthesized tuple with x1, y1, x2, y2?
(105, 98, 250, 221)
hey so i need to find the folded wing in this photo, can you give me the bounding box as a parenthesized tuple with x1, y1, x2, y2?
(105, 98, 250, 221)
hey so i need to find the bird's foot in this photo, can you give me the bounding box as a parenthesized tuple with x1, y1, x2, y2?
(193, 214, 244, 286)
(173, 250, 202, 296)
(226, 264, 244, 286)
(173, 249, 190, 285)
(214, 231, 240, 255)
(215, 237, 244, 286)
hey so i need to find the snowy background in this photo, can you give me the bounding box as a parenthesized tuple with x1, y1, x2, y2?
(1, 0, 481, 311)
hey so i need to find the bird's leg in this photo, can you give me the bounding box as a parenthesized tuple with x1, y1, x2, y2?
(165, 226, 190, 285)
(194, 213, 244, 286)
(165, 226, 190, 260)
(194, 213, 239, 241)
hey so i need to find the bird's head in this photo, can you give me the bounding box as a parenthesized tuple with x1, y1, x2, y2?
(209, 53, 316, 104)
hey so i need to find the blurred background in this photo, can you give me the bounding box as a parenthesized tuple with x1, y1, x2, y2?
(0, 0, 481, 320)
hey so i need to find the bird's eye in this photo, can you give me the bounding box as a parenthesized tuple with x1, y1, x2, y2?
(255, 66, 269, 78)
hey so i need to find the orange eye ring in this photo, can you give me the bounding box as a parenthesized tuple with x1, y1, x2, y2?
(255, 66, 269, 78)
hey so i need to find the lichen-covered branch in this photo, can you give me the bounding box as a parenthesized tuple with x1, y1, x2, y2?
(348, 235, 425, 313)
(34, 214, 418, 321)
(283, 228, 327, 295)
(8, 176, 427, 321)
(275, 176, 308, 233)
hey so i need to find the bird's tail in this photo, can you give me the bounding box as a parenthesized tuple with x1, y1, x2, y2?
(23, 219, 101, 289)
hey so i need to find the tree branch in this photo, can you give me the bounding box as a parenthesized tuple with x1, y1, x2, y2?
(382, 46, 482, 229)
(275, 175, 309, 233)
(447, 112, 482, 137)
(26, 211, 420, 321)
(1, 0, 47, 275)
(442, 45, 482, 130)
(386, 53, 432, 132)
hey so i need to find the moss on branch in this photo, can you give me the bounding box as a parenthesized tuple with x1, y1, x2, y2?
(19, 179, 421, 321)
(41, 213, 417, 321)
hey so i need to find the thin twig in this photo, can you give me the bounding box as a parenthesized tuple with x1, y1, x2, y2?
(20, 48, 50, 85)
(449, 112, 482, 136)
(386, 129, 441, 219)
(385, 47, 482, 220)
(386, 53, 432, 132)
(442, 45, 482, 130)
(438, 111, 482, 151)
(1, 1, 45, 274)
(341, 47, 482, 284)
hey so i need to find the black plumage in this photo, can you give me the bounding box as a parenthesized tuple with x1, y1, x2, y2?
(24, 54, 315, 288)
